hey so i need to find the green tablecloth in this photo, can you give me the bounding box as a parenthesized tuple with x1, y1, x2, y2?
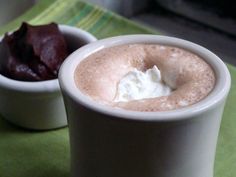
(0, 0, 235, 177)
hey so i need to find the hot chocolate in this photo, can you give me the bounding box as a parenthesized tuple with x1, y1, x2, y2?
(74, 44, 215, 111)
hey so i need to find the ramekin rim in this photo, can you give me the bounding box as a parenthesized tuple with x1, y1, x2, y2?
(0, 24, 97, 93)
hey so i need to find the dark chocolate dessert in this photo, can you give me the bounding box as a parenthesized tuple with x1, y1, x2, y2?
(0, 22, 68, 81)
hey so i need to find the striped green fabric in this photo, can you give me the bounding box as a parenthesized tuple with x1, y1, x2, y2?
(0, 1, 235, 177)
(0, 0, 157, 37)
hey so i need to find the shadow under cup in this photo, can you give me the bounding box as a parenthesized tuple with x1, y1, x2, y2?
(59, 35, 231, 177)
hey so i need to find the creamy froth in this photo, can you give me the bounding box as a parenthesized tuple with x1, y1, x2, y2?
(114, 65, 172, 102)
(74, 44, 215, 111)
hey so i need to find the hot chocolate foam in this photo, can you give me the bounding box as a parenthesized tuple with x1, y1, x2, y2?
(74, 44, 215, 111)
(114, 65, 172, 102)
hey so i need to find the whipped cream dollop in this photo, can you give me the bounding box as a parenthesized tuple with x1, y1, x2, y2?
(114, 65, 172, 102)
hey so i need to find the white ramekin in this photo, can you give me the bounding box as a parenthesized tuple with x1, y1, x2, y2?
(0, 24, 97, 130)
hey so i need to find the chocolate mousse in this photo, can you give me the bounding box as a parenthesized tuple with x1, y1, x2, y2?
(0, 22, 68, 81)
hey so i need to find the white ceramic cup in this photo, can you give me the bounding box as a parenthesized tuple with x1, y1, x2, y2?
(59, 35, 231, 177)
(0, 25, 97, 130)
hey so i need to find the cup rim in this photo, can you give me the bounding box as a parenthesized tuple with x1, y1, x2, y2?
(59, 35, 231, 121)
(0, 24, 97, 93)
